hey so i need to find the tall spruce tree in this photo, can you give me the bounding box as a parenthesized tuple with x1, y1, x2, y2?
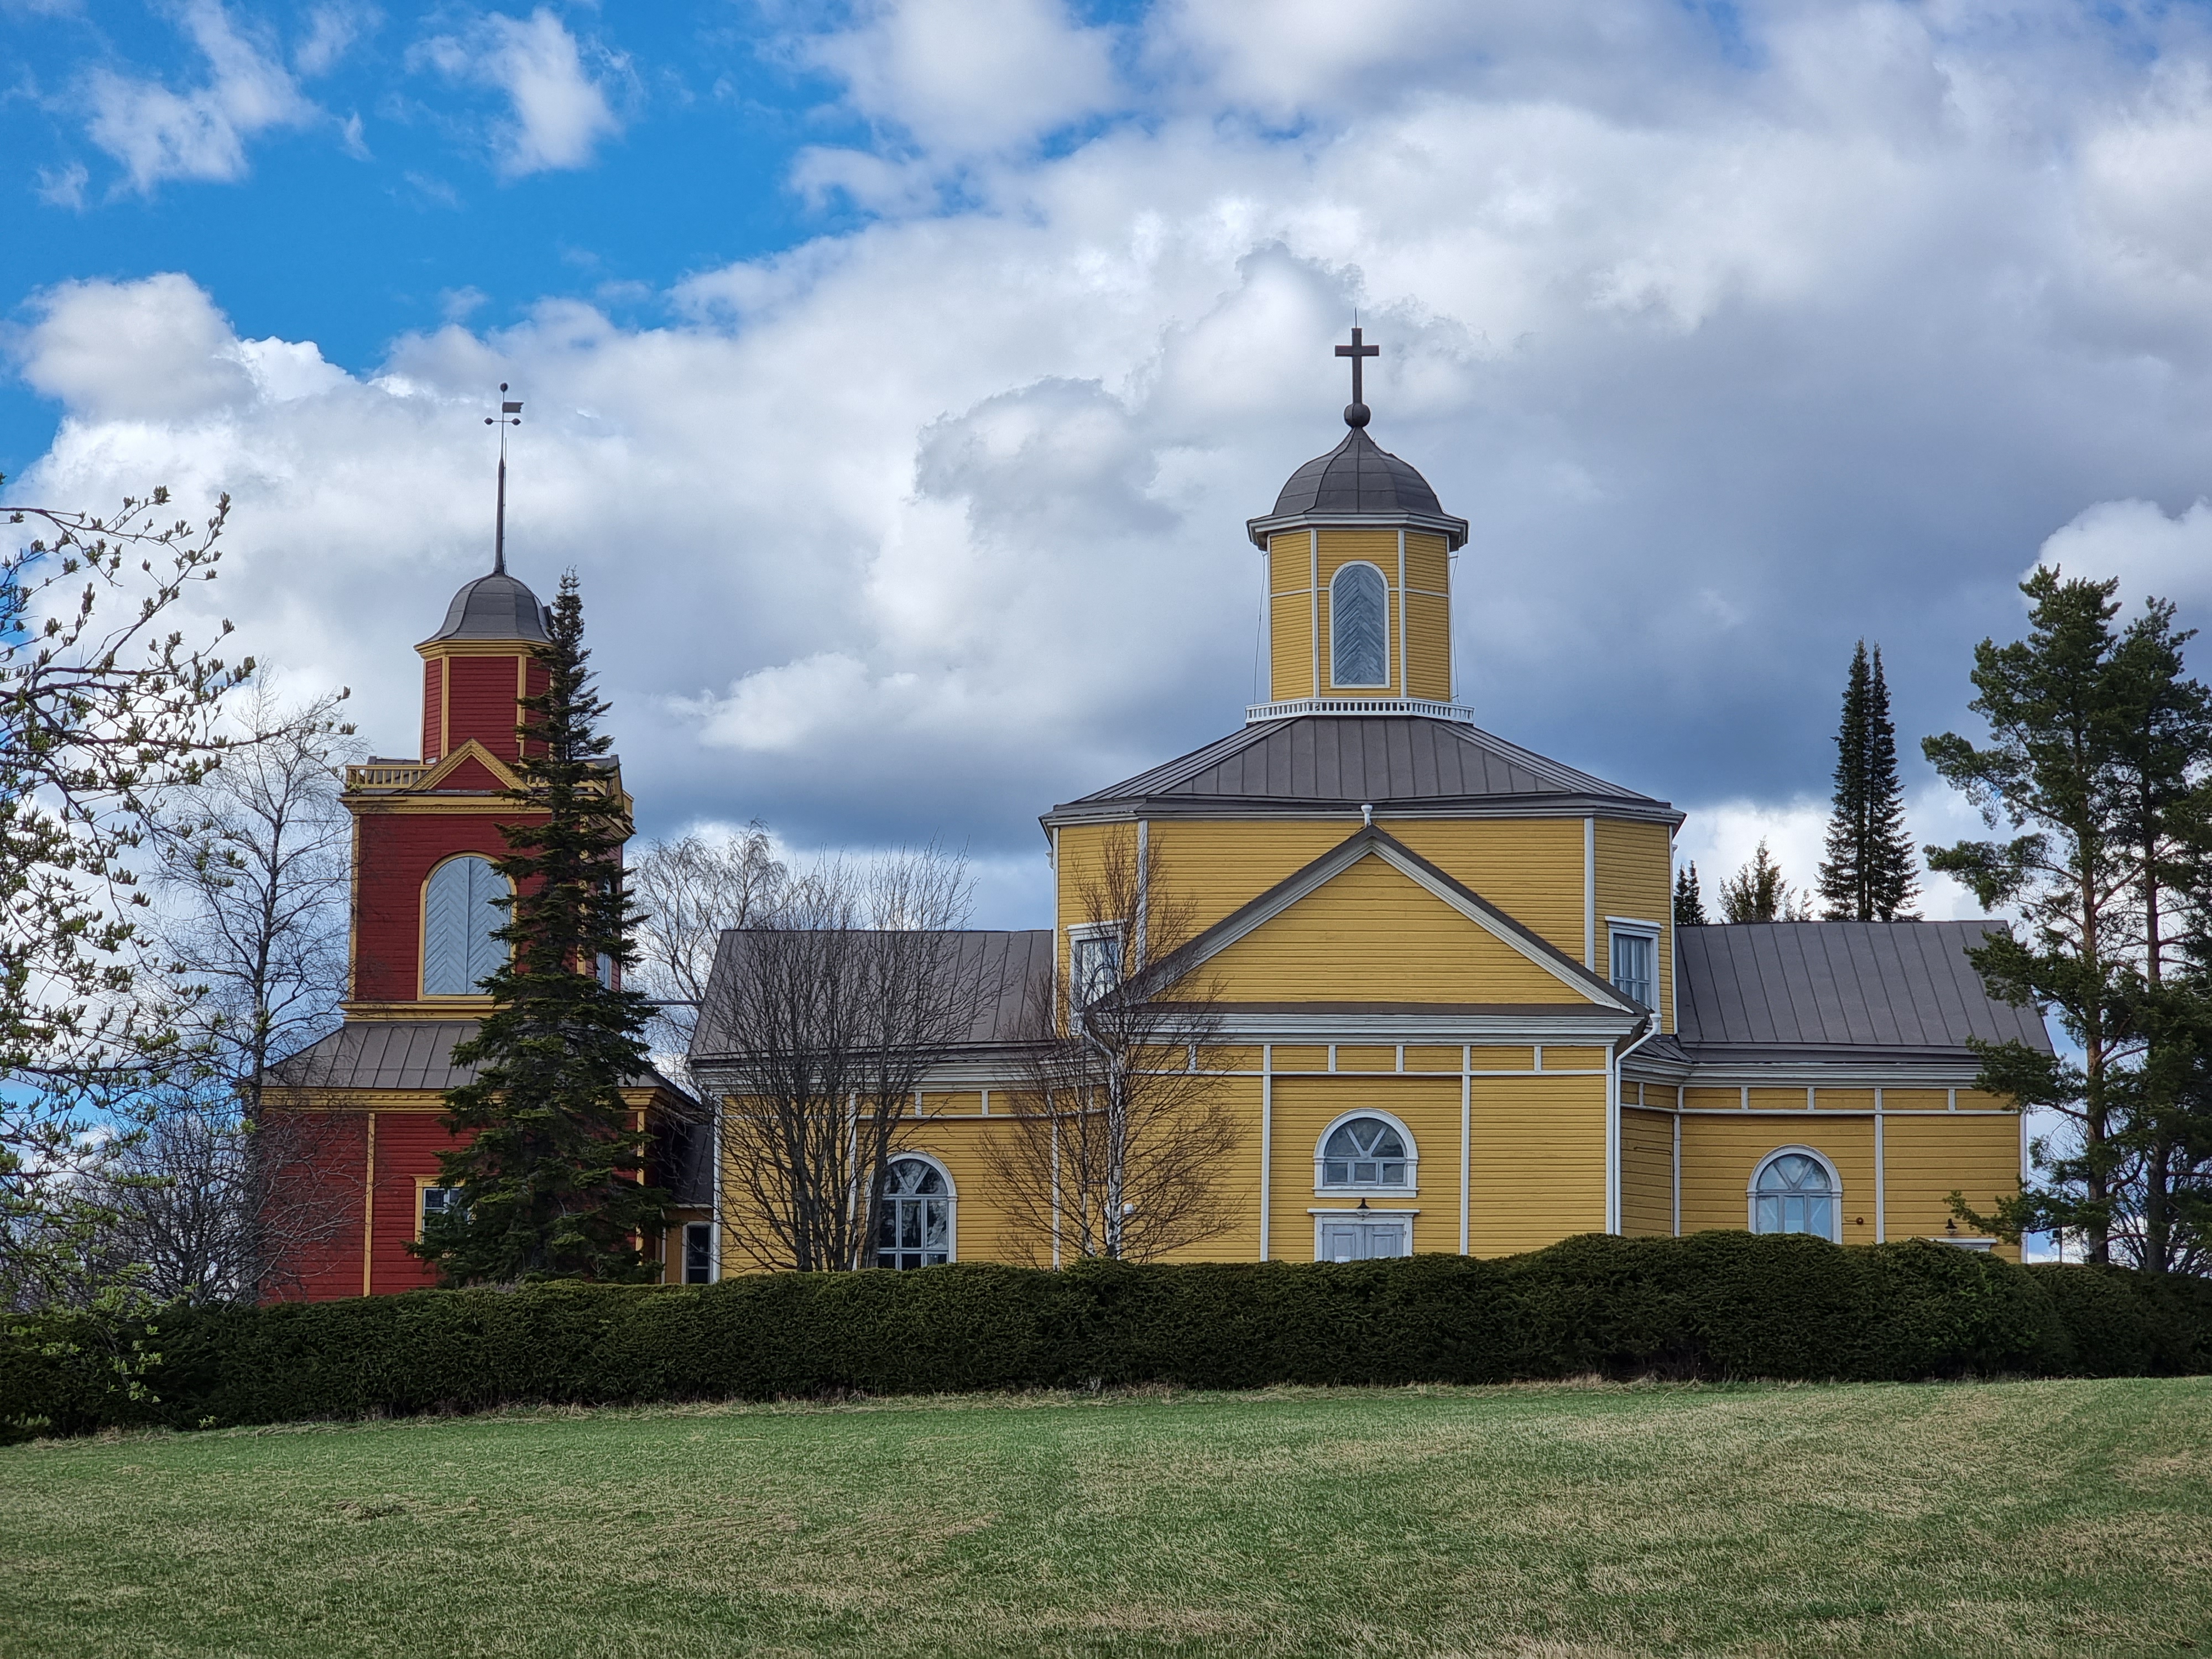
(415, 575, 666, 1285)
(1818, 641, 1919, 920)
(1673, 862, 1707, 926)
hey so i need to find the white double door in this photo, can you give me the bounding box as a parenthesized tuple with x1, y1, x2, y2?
(1317, 1216, 1412, 1262)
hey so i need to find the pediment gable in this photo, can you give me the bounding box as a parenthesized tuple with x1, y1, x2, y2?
(1170, 827, 1638, 1012)
(416, 739, 520, 795)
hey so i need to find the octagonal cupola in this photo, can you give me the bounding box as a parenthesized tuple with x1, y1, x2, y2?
(1246, 330, 1471, 723)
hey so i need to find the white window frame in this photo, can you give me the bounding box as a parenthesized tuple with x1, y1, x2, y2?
(416, 1181, 466, 1240)
(1313, 1107, 1419, 1195)
(1747, 1145, 1841, 1242)
(1606, 917, 1660, 1010)
(1067, 920, 1124, 1010)
(875, 1151, 957, 1269)
(1328, 561, 1391, 689)
(1311, 1209, 1417, 1260)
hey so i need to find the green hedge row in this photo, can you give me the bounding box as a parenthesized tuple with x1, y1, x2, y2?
(6, 1233, 2209, 1441)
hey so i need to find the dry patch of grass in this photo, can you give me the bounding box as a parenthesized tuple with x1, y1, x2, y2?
(1, 1378, 2207, 1658)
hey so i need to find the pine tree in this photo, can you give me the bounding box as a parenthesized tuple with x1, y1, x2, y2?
(1673, 862, 1706, 926)
(1719, 839, 1813, 922)
(414, 575, 666, 1285)
(1819, 642, 1920, 920)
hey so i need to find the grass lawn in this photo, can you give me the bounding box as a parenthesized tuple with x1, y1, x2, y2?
(2, 1378, 2208, 1658)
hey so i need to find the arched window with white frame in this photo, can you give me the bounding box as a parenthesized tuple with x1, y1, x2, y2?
(422, 854, 508, 996)
(875, 1154, 954, 1269)
(1329, 562, 1389, 688)
(1314, 1110, 1417, 1192)
(1749, 1147, 1840, 1242)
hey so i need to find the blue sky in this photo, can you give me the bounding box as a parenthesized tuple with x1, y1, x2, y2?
(9, 0, 2212, 930)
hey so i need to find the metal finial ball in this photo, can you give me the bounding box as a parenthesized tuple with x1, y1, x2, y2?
(1344, 401, 1371, 429)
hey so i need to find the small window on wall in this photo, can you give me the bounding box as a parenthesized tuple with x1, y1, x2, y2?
(424, 855, 507, 995)
(1330, 563, 1389, 687)
(419, 1185, 466, 1238)
(1317, 1114, 1414, 1190)
(1610, 928, 1656, 1008)
(1750, 1149, 1839, 1241)
(1071, 931, 1123, 1008)
(875, 1156, 952, 1270)
(682, 1222, 713, 1285)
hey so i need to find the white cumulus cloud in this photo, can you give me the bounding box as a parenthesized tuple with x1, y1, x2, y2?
(84, 0, 317, 192)
(415, 8, 624, 178)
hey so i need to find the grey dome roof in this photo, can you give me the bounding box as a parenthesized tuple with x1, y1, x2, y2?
(426, 572, 549, 644)
(1246, 426, 1470, 549)
(1273, 426, 1443, 517)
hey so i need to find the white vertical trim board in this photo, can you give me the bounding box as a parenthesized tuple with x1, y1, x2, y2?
(1259, 1046, 1274, 1261)
(1396, 528, 1408, 699)
(1671, 1112, 1681, 1236)
(1583, 817, 1597, 970)
(1459, 1044, 1472, 1256)
(1308, 530, 1320, 695)
(1605, 1044, 1621, 1234)
(1874, 1087, 1886, 1243)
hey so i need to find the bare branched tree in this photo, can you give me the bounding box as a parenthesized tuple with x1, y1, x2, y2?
(629, 823, 786, 1092)
(985, 827, 1244, 1264)
(695, 846, 1003, 1271)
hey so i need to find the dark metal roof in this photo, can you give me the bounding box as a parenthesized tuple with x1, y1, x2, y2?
(425, 572, 549, 644)
(1049, 716, 1677, 823)
(1245, 426, 1470, 549)
(265, 1019, 685, 1095)
(1674, 922, 2052, 1058)
(691, 929, 1053, 1058)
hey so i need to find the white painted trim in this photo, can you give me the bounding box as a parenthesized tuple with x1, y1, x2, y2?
(1245, 696, 1475, 724)
(1874, 1087, 1886, 1243)
(1671, 1112, 1681, 1237)
(1311, 1210, 1416, 1261)
(1396, 529, 1408, 700)
(1259, 1046, 1274, 1262)
(1459, 1045, 1472, 1256)
(1134, 818, 1150, 972)
(1583, 817, 1597, 970)
(1313, 1105, 1420, 1196)
(1308, 529, 1319, 698)
(1605, 1042, 1621, 1233)
(882, 1150, 959, 1265)
(1605, 920, 1659, 1009)
(1326, 560, 1392, 690)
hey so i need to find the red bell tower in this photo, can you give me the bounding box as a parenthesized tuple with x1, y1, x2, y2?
(262, 562, 700, 1299)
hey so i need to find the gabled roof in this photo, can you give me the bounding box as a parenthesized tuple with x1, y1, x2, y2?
(1673, 921, 2052, 1061)
(690, 928, 1052, 1059)
(1165, 824, 1644, 1019)
(265, 1019, 687, 1097)
(1048, 716, 1678, 825)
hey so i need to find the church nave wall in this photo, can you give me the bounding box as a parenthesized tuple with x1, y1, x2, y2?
(1620, 1106, 1674, 1237)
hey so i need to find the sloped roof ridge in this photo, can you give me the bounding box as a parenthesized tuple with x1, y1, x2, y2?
(1446, 722, 1653, 800)
(1066, 724, 1278, 804)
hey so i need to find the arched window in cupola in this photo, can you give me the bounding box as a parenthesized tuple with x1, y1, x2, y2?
(422, 854, 508, 996)
(1329, 562, 1389, 688)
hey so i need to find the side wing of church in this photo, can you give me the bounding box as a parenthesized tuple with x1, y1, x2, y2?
(692, 367, 2043, 1269)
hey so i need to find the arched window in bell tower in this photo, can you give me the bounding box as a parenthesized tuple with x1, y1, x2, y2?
(423, 854, 509, 996)
(1330, 562, 1389, 688)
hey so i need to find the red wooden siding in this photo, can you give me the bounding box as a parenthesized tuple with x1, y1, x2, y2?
(446, 654, 526, 758)
(351, 811, 545, 1001)
(420, 660, 443, 760)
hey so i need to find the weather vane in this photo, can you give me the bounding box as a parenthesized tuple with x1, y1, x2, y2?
(485, 384, 523, 575)
(1336, 326, 1378, 429)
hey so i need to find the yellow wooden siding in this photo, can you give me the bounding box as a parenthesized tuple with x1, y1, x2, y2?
(1678, 1115, 1877, 1246)
(1621, 1107, 1674, 1237)
(1271, 1045, 1330, 1072)
(1957, 1089, 2011, 1111)
(1471, 1075, 1606, 1254)
(1541, 1047, 1607, 1071)
(1884, 1113, 2021, 1259)
(1750, 1088, 1809, 1113)
(1404, 592, 1451, 700)
(1337, 1045, 1397, 1072)
(1594, 818, 1672, 1032)
(1202, 852, 1593, 1005)
(1266, 1076, 1462, 1258)
(1404, 532, 1449, 593)
(1406, 1045, 1463, 1072)
(1269, 587, 1314, 701)
(1386, 818, 1587, 961)
(1683, 1087, 1736, 1110)
(1817, 1089, 1875, 1113)
(1883, 1089, 1949, 1113)
(1474, 1046, 1535, 1072)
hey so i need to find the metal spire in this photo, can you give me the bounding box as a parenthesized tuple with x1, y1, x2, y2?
(485, 384, 523, 575)
(1335, 326, 1378, 430)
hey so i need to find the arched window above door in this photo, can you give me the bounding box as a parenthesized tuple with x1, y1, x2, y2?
(1749, 1147, 1839, 1242)
(423, 854, 508, 996)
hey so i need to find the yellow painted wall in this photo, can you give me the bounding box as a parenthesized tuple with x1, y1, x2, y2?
(1678, 1115, 1880, 1248)
(1621, 1107, 1673, 1237)
(1471, 1074, 1607, 1253)
(1265, 527, 1455, 703)
(1594, 818, 1672, 1032)
(1200, 851, 1590, 1005)
(1885, 1111, 2021, 1258)
(1387, 819, 1588, 963)
(1266, 1076, 1462, 1258)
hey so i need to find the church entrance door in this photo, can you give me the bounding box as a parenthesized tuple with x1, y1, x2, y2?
(1317, 1218, 1411, 1261)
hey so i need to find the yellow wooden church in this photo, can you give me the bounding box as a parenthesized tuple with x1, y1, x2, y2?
(685, 337, 2044, 1275)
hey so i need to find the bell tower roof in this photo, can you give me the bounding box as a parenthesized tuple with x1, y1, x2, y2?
(422, 571, 549, 645)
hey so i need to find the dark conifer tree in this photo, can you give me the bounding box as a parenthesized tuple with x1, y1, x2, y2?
(1673, 862, 1706, 926)
(1819, 641, 1919, 920)
(415, 575, 666, 1285)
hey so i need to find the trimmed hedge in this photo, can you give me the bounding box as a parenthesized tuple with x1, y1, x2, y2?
(5, 1234, 2209, 1441)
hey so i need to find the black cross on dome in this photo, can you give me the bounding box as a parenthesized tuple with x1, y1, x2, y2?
(1335, 326, 1378, 429)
